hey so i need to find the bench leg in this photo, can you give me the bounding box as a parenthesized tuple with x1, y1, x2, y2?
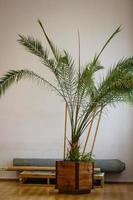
(19, 177, 23, 184)
(101, 177, 104, 188)
(47, 178, 50, 185)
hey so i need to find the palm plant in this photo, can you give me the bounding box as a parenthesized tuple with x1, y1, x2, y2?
(0, 20, 133, 161)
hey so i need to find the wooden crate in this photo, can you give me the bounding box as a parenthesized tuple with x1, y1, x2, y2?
(56, 161, 93, 194)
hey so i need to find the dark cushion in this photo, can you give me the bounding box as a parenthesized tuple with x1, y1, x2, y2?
(95, 159, 125, 173)
(13, 158, 59, 167)
(13, 158, 125, 173)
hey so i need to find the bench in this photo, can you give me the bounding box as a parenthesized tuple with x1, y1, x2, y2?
(18, 170, 104, 187)
(5, 166, 55, 171)
(1, 158, 125, 187)
(19, 171, 56, 185)
(94, 172, 104, 188)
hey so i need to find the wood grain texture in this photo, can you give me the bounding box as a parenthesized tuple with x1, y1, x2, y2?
(5, 166, 56, 171)
(19, 171, 55, 184)
(0, 180, 133, 200)
(56, 161, 93, 193)
(79, 162, 93, 190)
(56, 161, 76, 191)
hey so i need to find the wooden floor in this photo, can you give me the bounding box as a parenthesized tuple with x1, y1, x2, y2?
(0, 180, 133, 200)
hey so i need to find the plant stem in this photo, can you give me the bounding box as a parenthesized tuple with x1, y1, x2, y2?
(81, 107, 96, 157)
(63, 103, 68, 160)
(95, 26, 121, 62)
(73, 30, 81, 139)
(90, 107, 103, 156)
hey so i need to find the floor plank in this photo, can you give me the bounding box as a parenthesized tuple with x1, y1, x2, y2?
(0, 180, 133, 200)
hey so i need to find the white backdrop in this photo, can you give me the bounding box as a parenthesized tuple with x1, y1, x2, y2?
(0, 0, 133, 181)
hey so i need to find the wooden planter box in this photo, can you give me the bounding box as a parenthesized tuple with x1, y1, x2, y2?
(56, 161, 93, 194)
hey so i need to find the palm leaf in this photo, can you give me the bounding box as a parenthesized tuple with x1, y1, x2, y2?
(95, 26, 121, 61)
(18, 35, 48, 59)
(0, 69, 63, 98)
(38, 19, 61, 62)
(94, 57, 133, 106)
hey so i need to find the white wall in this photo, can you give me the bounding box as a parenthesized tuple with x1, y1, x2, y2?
(0, 0, 133, 181)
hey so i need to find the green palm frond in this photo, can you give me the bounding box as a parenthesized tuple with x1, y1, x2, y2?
(0, 69, 63, 98)
(56, 51, 78, 133)
(18, 34, 62, 85)
(38, 20, 77, 119)
(18, 22, 78, 131)
(95, 26, 121, 61)
(57, 51, 76, 97)
(38, 20, 77, 109)
(75, 57, 133, 138)
(78, 58, 103, 100)
(38, 19, 61, 62)
(76, 25, 122, 108)
(100, 57, 133, 87)
(18, 34, 57, 76)
(18, 35, 48, 59)
(71, 58, 103, 136)
(94, 57, 133, 106)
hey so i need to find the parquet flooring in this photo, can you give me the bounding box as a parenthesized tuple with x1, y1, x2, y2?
(0, 180, 133, 200)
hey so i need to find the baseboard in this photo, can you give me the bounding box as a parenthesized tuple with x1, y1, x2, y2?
(0, 177, 18, 180)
